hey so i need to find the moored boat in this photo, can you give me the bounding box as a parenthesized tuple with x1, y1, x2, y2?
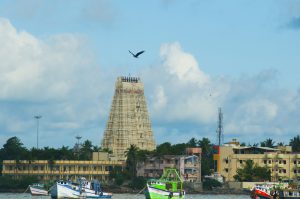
(250, 183, 300, 199)
(29, 183, 49, 196)
(144, 168, 185, 199)
(278, 189, 300, 199)
(50, 177, 112, 199)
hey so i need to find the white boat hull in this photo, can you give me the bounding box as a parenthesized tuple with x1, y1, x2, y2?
(50, 182, 112, 199)
(29, 186, 48, 196)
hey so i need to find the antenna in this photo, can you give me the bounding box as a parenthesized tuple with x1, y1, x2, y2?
(216, 107, 224, 146)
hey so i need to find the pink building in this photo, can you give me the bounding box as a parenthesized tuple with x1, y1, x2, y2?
(137, 154, 201, 182)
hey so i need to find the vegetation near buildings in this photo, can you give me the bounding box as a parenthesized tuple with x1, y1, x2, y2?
(0, 175, 38, 190)
(233, 159, 271, 182)
(290, 135, 300, 152)
(260, 138, 276, 148)
(1, 134, 300, 189)
(203, 178, 222, 191)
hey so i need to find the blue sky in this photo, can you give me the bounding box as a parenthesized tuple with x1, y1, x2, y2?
(0, 0, 299, 148)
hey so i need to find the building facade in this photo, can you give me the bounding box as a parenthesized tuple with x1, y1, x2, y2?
(2, 153, 124, 182)
(137, 154, 201, 182)
(213, 139, 300, 182)
(102, 76, 156, 161)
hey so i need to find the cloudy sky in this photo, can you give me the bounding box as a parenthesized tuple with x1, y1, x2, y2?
(0, 0, 300, 148)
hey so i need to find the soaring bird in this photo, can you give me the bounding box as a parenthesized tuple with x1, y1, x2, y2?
(129, 50, 145, 58)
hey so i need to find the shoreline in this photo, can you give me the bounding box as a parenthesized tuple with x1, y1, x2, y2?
(0, 188, 249, 195)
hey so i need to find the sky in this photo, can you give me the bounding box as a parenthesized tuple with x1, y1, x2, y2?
(0, 0, 300, 149)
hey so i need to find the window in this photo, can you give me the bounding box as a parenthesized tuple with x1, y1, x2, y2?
(239, 160, 243, 164)
(264, 160, 267, 164)
(225, 168, 229, 173)
(283, 160, 286, 164)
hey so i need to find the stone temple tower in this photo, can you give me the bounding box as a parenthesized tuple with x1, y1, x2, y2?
(101, 76, 156, 161)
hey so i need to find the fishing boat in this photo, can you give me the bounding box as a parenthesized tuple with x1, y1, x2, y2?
(250, 184, 274, 199)
(144, 168, 185, 199)
(50, 177, 112, 199)
(28, 183, 49, 196)
(278, 189, 300, 199)
(250, 183, 300, 199)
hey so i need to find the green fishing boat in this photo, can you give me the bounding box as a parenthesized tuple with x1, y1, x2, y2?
(144, 168, 185, 199)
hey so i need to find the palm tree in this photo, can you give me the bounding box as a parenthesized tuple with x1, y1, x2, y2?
(290, 135, 300, 152)
(260, 138, 275, 148)
(198, 138, 212, 155)
(125, 145, 139, 179)
(187, 138, 198, 147)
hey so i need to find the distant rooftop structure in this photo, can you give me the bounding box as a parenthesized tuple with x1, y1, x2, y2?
(223, 138, 292, 154)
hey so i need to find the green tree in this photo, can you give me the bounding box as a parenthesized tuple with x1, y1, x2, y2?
(203, 178, 222, 191)
(260, 138, 275, 148)
(198, 138, 212, 155)
(80, 140, 93, 160)
(198, 138, 213, 176)
(234, 159, 270, 182)
(109, 166, 124, 185)
(2, 137, 27, 160)
(156, 142, 172, 155)
(125, 144, 139, 179)
(290, 135, 300, 152)
(187, 138, 198, 147)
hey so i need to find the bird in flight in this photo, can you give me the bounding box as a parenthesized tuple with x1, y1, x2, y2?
(129, 50, 145, 58)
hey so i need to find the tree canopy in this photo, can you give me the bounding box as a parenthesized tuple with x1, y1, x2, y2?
(290, 135, 300, 152)
(234, 159, 271, 182)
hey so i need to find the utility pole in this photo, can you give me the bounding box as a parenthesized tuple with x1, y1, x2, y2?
(34, 115, 42, 149)
(75, 136, 82, 160)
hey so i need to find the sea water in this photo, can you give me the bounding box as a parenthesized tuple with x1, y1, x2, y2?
(0, 193, 249, 199)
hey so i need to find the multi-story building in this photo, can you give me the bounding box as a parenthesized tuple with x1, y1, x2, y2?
(137, 148, 201, 182)
(2, 152, 124, 182)
(213, 139, 300, 182)
(102, 76, 156, 161)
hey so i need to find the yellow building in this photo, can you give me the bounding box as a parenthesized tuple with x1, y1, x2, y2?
(2, 152, 124, 182)
(213, 139, 300, 182)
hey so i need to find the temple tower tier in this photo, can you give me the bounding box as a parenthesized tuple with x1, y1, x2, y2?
(101, 76, 156, 161)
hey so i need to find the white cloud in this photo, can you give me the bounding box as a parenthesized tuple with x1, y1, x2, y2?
(153, 85, 167, 112)
(160, 42, 210, 86)
(143, 42, 300, 144)
(0, 18, 299, 148)
(0, 18, 111, 147)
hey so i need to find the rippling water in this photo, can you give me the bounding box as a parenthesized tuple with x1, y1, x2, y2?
(0, 193, 249, 199)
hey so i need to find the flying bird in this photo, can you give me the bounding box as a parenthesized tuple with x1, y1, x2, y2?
(129, 50, 145, 58)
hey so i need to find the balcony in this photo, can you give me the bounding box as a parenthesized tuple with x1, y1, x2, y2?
(277, 172, 285, 177)
(277, 164, 284, 168)
(277, 154, 284, 159)
(266, 163, 273, 168)
(266, 154, 273, 159)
